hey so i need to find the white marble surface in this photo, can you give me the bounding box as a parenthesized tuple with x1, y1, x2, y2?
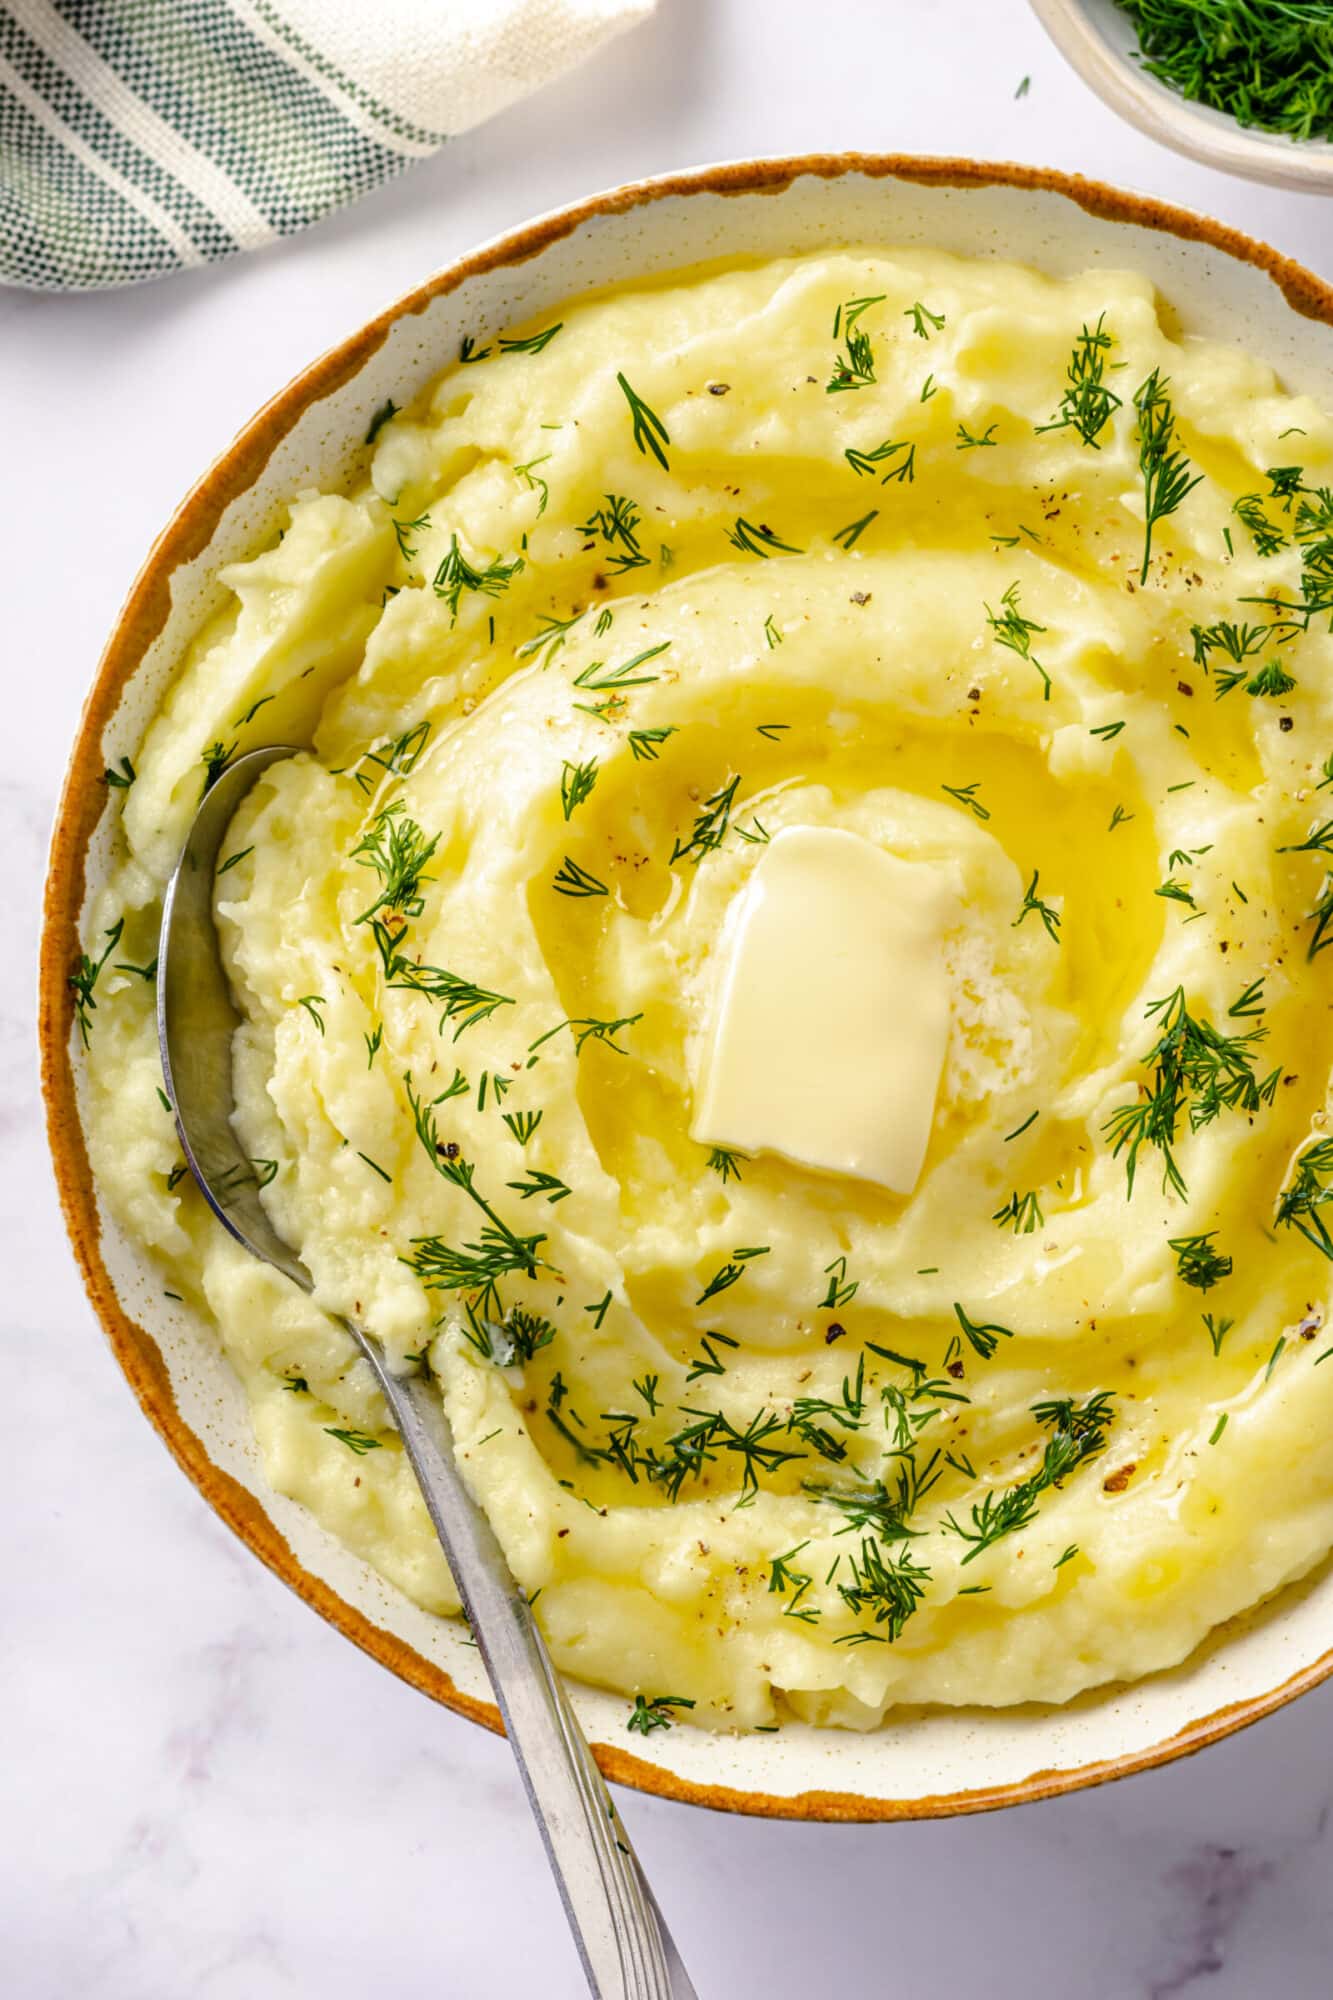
(9, 2, 1333, 1992)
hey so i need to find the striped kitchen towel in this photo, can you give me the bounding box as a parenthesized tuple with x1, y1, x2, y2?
(0, 0, 654, 292)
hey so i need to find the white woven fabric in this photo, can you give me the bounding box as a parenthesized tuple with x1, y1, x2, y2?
(0, 0, 656, 291)
(251, 0, 655, 139)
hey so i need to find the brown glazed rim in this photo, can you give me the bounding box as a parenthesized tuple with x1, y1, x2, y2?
(39, 152, 1333, 1823)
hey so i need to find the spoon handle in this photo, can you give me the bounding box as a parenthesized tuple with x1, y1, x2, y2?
(351, 1326, 697, 2000)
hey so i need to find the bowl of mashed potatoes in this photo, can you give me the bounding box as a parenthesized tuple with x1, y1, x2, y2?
(42, 155, 1333, 1820)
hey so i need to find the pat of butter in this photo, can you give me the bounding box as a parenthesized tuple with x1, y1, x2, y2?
(691, 827, 954, 1194)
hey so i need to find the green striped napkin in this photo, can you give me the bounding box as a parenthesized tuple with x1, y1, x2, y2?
(1, 0, 654, 292)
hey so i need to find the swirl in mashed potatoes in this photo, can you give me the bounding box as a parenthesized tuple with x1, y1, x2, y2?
(80, 249, 1333, 1730)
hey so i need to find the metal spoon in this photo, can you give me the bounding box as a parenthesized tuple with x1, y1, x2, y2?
(158, 745, 696, 2000)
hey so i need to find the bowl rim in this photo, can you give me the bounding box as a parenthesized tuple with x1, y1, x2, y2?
(39, 149, 1333, 1824)
(1028, 0, 1333, 194)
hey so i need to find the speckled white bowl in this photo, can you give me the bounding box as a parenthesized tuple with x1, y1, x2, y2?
(1031, 0, 1333, 192)
(41, 155, 1333, 1820)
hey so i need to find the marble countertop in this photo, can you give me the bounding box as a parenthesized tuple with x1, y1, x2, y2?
(9, 2, 1333, 1993)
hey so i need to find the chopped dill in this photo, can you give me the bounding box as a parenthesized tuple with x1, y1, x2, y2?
(1036, 314, 1121, 447)
(1169, 1230, 1233, 1292)
(432, 535, 523, 620)
(70, 916, 126, 1040)
(1133, 369, 1202, 585)
(579, 492, 648, 571)
(827, 294, 884, 393)
(1104, 984, 1280, 1198)
(671, 775, 740, 864)
(560, 759, 599, 820)
(727, 518, 802, 558)
(904, 300, 945, 340)
(627, 1693, 695, 1734)
(985, 581, 1051, 700)
(552, 855, 609, 898)
(617, 372, 670, 470)
(1013, 869, 1061, 942)
(845, 438, 915, 484)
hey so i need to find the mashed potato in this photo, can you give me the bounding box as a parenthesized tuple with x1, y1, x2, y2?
(80, 249, 1333, 1730)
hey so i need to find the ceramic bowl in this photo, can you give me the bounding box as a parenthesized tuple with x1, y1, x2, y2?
(41, 155, 1333, 1822)
(1030, 0, 1333, 192)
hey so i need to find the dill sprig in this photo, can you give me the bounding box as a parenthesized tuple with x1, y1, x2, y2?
(684, 1330, 739, 1383)
(1191, 619, 1266, 672)
(1133, 369, 1203, 585)
(617, 373, 670, 470)
(837, 1537, 931, 1642)
(628, 725, 678, 762)
(985, 581, 1051, 700)
(514, 456, 551, 515)
(827, 294, 885, 393)
(832, 510, 878, 550)
(1279, 817, 1333, 957)
(1240, 659, 1297, 698)
(552, 855, 609, 898)
(1013, 868, 1061, 942)
(432, 535, 523, 620)
(696, 1244, 770, 1305)
(1204, 1312, 1234, 1356)
(370, 921, 513, 1038)
(572, 642, 670, 693)
(944, 1392, 1115, 1564)
(845, 438, 916, 484)
(904, 300, 945, 340)
(69, 917, 125, 1045)
(201, 740, 238, 795)
(820, 1255, 858, 1310)
(1169, 1231, 1233, 1291)
(579, 493, 648, 571)
(503, 1109, 542, 1145)
(324, 1427, 382, 1455)
(1036, 313, 1122, 448)
(942, 780, 989, 821)
(1250, 485, 1333, 637)
(1275, 1136, 1333, 1258)
(460, 323, 563, 362)
(727, 518, 803, 558)
(952, 1303, 1015, 1360)
(402, 1076, 546, 1304)
(655, 1405, 803, 1504)
(805, 1455, 935, 1544)
(506, 1168, 572, 1205)
(527, 1013, 642, 1057)
(560, 759, 598, 820)
(475, 1304, 557, 1366)
(789, 1354, 868, 1465)
(671, 775, 740, 864)
(392, 511, 429, 563)
(993, 1189, 1044, 1235)
(1234, 491, 1286, 557)
(768, 1543, 820, 1622)
(351, 801, 439, 923)
(627, 1693, 695, 1735)
(345, 720, 432, 792)
(1104, 984, 1280, 1197)
(517, 609, 584, 664)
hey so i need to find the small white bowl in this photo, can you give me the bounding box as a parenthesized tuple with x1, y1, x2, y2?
(1031, 0, 1333, 192)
